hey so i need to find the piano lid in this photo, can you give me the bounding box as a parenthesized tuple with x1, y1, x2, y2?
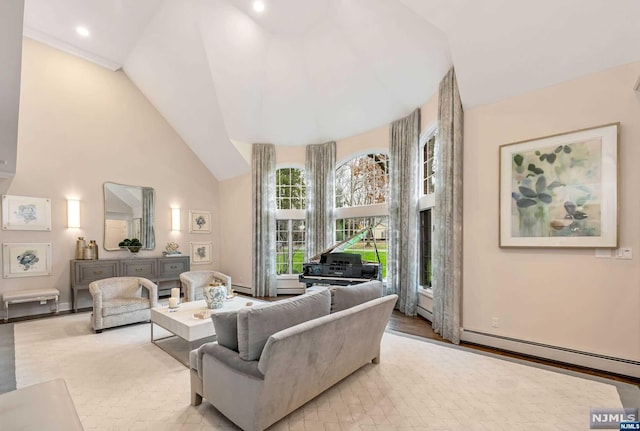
(307, 223, 382, 265)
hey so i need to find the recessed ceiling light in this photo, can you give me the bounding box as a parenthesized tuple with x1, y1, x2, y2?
(252, 0, 265, 13)
(76, 26, 90, 38)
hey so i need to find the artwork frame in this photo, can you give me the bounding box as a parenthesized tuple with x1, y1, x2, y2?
(2, 195, 52, 231)
(190, 242, 212, 265)
(3, 243, 53, 278)
(499, 123, 618, 248)
(189, 210, 211, 233)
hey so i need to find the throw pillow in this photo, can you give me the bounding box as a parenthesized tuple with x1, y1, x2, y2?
(237, 288, 331, 361)
(330, 280, 384, 313)
(211, 310, 239, 351)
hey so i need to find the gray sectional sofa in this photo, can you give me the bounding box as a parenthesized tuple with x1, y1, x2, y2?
(189, 281, 397, 431)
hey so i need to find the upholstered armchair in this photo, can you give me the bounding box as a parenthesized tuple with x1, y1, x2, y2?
(89, 277, 158, 333)
(180, 271, 232, 302)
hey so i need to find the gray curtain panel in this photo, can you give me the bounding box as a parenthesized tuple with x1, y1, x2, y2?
(388, 108, 420, 315)
(252, 143, 277, 297)
(141, 187, 155, 249)
(432, 68, 464, 344)
(305, 141, 336, 259)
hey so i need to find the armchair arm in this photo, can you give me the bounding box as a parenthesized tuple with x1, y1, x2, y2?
(88, 281, 103, 310)
(138, 278, 158, 307)
(88, 281, 104, 330)
(180, 273, 199, 302)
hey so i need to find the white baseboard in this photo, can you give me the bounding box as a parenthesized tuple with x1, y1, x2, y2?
(416, 305, 433, 322)
(462, 329, 640, 379)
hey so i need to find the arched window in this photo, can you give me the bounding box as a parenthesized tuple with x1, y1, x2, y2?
(275, 167, 306, 275)
(335, 153, 389, 208)
(334, 153, 389, 278)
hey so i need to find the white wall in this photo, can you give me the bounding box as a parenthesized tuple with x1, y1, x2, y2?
(462, 61, 640, 365)
(0, 39, 221, 316)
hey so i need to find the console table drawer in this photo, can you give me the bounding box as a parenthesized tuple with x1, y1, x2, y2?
(158, 256, 190, 280)
(120, 259, 156, 278)
(74, 260, 119, 284)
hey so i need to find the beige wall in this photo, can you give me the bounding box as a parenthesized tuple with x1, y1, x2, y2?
(0, 39, 220, 315)
(463, 61, 640, 361)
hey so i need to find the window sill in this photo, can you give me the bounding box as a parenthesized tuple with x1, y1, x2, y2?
(418, 287, 433, 299)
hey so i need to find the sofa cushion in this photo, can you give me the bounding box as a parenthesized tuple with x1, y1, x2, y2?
(330, 280, 384, 313)
(211, 310, 239, 351)
(101, 297, 149, 317)
(237, 288, 331, 361)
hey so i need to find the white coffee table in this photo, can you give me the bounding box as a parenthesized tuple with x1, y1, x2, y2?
(150, 296, 263, 365)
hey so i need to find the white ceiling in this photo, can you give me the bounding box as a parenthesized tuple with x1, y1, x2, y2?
(22, 0, 640, 180)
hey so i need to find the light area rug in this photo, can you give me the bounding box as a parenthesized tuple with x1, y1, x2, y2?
(14, 313, 624, 431)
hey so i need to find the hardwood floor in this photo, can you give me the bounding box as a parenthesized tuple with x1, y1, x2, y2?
(389, 310, 640, 388)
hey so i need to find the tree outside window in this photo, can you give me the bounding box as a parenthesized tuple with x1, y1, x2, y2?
(336, 153, 389, 208)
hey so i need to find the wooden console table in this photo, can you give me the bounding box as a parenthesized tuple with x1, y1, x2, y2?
(70, 256, 190, 312)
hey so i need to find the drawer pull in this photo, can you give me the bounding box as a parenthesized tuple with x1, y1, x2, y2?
(93, 270, 103, 275)
(170, 265, 178, 270)
(135, 268, 143, 272)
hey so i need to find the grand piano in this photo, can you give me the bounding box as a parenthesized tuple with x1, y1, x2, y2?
(298, 224, 382, 288)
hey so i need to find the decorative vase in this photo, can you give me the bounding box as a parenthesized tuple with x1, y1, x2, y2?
(88, 240, 99, 260)
(203, 284, 227, 309)
(75, 237, 86, 260)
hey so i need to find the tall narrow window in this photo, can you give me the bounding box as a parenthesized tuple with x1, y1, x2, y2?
(420, 129, 437, 288)
(420, 209, 433, 287)
(276, 167, 306, 275)
(276, 219, 306, 275)
(423, 133, 436, 195)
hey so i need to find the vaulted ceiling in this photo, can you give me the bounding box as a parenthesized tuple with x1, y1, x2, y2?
(22, 0, 640, 180)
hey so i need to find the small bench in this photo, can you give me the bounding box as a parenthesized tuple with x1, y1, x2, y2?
(2, 288, 60, 322)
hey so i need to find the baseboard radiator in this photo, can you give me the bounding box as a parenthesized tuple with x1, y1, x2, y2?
(462, 329, 640, 379)
(416, 304, 433, 322)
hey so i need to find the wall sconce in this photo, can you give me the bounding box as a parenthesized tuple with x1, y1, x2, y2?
(171, 207, 180, 231)
(67, 199, 80, 228)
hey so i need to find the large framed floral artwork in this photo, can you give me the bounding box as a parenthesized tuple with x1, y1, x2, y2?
(499, 123, 618, 248)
